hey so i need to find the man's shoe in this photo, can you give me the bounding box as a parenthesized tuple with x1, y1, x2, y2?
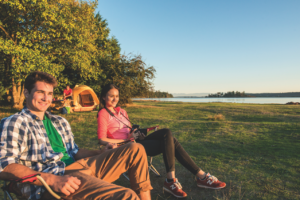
(197, 173, 226, 189)
(163, 178, 187, 198)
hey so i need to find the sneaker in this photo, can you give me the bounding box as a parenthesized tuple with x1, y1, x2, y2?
(197, 173, 226, 189)
(163, 178, 187, 198)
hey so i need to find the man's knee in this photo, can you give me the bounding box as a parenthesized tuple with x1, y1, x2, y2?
(122, 188, 139, 200)
(93, 187, 139, 200)
(127, 142, 146, 154)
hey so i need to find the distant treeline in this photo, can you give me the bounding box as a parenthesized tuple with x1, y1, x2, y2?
(207, 91, 251, 97)
(135, 91, 173, 98)
(207, 91, 300, 98)
(246, 92, 300, 97)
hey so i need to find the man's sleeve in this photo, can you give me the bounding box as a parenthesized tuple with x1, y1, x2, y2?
(0, 116, 25, 172)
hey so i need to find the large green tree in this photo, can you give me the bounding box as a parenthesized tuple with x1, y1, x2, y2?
(85, 14, 156, 105)
(0, 0, 99, 108)
(60, 13, 121, 94)
(1, 1, 157, 108)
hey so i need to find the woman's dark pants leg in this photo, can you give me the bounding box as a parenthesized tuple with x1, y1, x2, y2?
(136, 128, 200, 175)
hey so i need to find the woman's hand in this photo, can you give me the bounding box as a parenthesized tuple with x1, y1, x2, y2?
(128, 128, 139, 140)
(137, 131, 146, 140)
(128, 129, 146, 140)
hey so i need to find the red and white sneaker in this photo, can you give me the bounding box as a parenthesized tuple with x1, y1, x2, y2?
(197, 173, 226, 189)
(163, 178, 187, 198)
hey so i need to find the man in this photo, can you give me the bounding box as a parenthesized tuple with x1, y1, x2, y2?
(63, 85, 72, 100)
(0, 71, 152, 200)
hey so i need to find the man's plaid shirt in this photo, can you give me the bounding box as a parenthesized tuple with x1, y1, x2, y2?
(0, 107, 79, 200)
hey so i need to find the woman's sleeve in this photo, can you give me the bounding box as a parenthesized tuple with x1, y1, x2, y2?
(97, 110, 109, 139)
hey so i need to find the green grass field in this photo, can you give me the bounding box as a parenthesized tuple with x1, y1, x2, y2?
(1, 101, 299, 200)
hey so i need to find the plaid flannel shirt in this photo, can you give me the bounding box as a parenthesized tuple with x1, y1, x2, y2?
(0, 107, 79, 200)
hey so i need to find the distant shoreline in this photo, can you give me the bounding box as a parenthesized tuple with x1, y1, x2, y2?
(175, 96, 300, 98)
(172, 92, 300, 98)
(153, 96, 300, 98)
(132, 97, 300, 104)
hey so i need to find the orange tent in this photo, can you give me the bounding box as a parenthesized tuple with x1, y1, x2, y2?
(72, 85, 100, 112)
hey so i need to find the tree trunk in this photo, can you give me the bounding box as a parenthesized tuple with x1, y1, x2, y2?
(12, 77, 19, 108)
(12, 78, 24, 110)
(18, 84, 25, 109)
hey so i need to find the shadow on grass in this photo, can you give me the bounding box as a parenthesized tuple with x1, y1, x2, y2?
(0, 106, 20, 114)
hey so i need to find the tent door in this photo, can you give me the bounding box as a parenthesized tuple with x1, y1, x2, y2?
(80, 93, 94, 107)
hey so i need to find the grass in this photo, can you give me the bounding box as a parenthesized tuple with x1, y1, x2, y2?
(1, 101, 300, 200)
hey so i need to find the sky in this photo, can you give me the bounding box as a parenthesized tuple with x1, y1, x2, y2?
(96, 0, 300, 94)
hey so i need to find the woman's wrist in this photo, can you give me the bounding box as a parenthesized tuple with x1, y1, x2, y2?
(128, 133, 133, 139)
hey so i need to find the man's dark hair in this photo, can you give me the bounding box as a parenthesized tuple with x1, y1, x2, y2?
(25, 71, 58, 94)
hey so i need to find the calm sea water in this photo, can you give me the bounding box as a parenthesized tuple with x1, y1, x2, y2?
(132, 97, 300, 104)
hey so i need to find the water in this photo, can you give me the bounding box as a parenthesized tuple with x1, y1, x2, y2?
(132, 97, 300, 104)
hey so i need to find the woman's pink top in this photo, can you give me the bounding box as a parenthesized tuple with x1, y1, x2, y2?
(97, 107, 131, 140)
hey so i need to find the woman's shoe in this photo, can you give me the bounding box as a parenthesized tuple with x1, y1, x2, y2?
(163, 178, 187, 198)
(197, 173, 226, 189)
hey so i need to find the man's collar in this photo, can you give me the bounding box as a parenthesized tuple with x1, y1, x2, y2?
(22, 106, 40, 120)
(22, 106, 58, 122)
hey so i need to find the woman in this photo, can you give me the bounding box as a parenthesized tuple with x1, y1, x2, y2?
(97, 84, 226, 198)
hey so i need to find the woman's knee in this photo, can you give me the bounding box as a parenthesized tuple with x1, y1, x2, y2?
(162, 128, 173, 138)
(173, 136, 179, 144)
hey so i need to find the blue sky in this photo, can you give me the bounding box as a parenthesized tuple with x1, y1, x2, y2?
(96, 0, 300, 94)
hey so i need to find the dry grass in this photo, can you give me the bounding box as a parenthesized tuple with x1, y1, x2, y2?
(208, 114, 225, 121)
(1, 102, 300, 200)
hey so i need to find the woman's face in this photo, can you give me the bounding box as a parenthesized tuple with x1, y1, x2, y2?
(103, 88, 119, 108)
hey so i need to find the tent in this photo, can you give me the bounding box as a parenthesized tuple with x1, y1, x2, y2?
(72, 85, 100, 112)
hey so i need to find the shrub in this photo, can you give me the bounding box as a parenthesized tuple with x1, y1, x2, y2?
(208, 114, 225, 121)
(0, 82, 10, 101)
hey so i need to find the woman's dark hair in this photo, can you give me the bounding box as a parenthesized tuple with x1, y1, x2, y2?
(97, 83, 119, 118)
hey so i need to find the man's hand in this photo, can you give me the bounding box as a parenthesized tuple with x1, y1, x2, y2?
(47, 174, 81, 196)
(100, 142, 118, 154)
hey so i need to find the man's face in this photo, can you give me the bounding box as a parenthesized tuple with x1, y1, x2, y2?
(66, 86, 70, 90)
(25, 81, 54, 114)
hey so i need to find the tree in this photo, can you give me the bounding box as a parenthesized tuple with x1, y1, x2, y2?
(0, 0, 99, 108)
(97, 54, 156, 105)
(145, 90, 173, 98)
(87, 14, 156, 104)
(1, 1, 158, 108)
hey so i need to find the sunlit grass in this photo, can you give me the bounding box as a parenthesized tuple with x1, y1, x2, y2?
(1, 102, 300, 199)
